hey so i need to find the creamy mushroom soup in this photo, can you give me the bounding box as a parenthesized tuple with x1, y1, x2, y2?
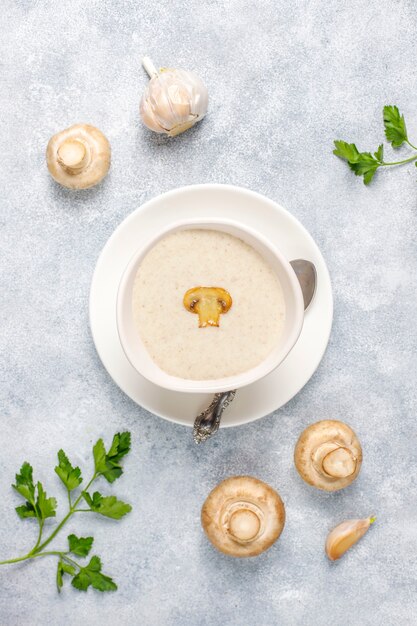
(132, 229, 286, 380)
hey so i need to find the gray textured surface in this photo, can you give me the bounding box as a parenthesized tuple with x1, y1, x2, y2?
(1, 1, 417, 624)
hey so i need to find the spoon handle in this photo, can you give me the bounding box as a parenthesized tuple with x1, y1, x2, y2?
(193, 390, 236, 444)
(193, 259, 317, 443)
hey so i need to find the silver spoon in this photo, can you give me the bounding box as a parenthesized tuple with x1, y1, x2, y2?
(193, 259, 317, 444)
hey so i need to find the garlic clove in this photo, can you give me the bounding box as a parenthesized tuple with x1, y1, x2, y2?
(325, 516, 376, 561)
(140, 97, 165, 133)
(140, 57, 208, 136)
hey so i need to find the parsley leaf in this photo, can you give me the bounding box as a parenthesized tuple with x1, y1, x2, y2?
(374, 144, 384, 162)
(93, 432, 131, 483)
(383, 105, 408, 148)
(15, 502, 37, 519)
(13, 465, 56, 520)
(333, 140, 383, 185)
(93, 439, 107, 475)
(333, 140, 360, 162)
(71, 556, 117, 592)
(16, 486, 57, 520)
(56, 561, 64, 591)
(55, 450, 82, 492)
(13, 462, 35, 504)
(68, 534, 93, 557)
(56, 560, 76, 592)
(62, 562, 76, 575)
(82, 491, 132, 519)
(348, 151, 381, 185)
(36, 482, 57, 519)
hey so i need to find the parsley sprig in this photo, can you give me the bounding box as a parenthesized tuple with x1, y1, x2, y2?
(0, 432, 132, 593)
(334, 105, 417, 184)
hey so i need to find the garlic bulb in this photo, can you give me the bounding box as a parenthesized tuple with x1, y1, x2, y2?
(140, 56, 208, 137)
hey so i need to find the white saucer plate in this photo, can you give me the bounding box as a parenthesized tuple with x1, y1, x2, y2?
(89, 184, 333, 428)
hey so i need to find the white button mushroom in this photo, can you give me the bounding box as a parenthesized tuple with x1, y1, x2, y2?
(201, 476, 286, 557)
(294, 420, 363, 491)
(140, 56, 208, 137)
(46, 124, 110, 189)
(325, 516, 376, 561)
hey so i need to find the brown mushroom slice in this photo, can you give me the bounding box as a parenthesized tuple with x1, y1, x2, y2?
(201, 476, 285, 557)
(46, 124, 110, 189)
(183, 286, 232, 327)
(294, 420, 362, 492)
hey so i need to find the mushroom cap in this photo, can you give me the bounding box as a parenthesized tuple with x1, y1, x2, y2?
(201, 476, 285, 557)
(46, 123, 110, 189)
(294, 420, 362, 492)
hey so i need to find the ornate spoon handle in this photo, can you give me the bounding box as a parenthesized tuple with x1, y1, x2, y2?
(193, 390, 236, 444)
(193, 259, 316, 443)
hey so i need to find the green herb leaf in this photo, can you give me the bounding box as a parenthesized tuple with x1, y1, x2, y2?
(13, 469, 56, 520)
(68, 534, 94, 557)
(93, 439, 107, 475)
(12, 462, 35, 504)
(93, 432, 131, 483)
(383, 105, 408, 148)
(62, 562, 76, 576)
(82, 491, 132, 519)
(55, 450, 82, 492)
(374, 144, 384, 162)
(71, 570, 90, 591)
(15, 502, 37, 518)
(333, 140, 382, 184)
(349, 152, 381, 185)
(71, 556, 117, 592)
(56, 561, 64, 592)
(333, 140, 360, 162)
(107, 432, 131, 464)
(57, 559, 76, 592)
(36, 482, 57, 519)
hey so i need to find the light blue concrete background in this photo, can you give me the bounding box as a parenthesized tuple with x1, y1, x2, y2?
(1, 1, 416, 624)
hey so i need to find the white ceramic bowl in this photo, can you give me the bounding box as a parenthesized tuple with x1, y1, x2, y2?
(116, 218, 304, 393)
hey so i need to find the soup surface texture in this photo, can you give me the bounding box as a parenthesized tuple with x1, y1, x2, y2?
(132, 229, 286, 380)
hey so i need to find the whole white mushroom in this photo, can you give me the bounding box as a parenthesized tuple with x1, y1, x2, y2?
(46, 124, 110, 189)
(201, 476, 286, 557)
(294, 420, 363, 491)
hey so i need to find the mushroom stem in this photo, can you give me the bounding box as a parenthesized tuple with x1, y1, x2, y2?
(312, 442, 357, 479)
(57, 139, 90, 173)
(228, 509, 260, 543)
(142, 56, 158, 78)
